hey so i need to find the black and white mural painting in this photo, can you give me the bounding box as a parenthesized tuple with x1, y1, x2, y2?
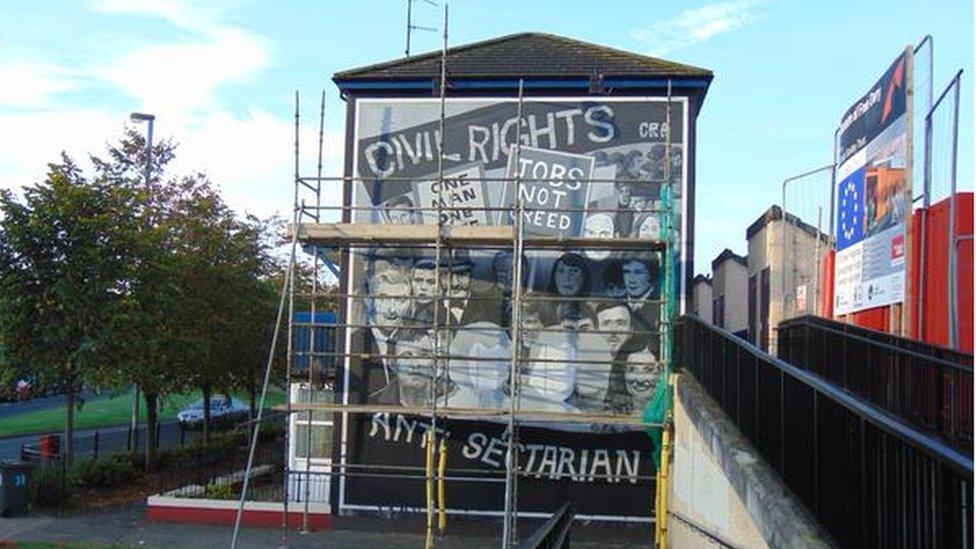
(338, 97, 688, 518)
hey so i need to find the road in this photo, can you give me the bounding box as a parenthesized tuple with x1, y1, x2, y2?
(0, 420, 206, 461)
(0, 411, 287, 462)
(0, 389, 95, 420)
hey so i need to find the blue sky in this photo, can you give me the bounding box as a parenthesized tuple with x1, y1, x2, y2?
(0, 0, 971, 273)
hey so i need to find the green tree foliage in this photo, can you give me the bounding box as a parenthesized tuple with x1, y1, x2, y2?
(0, 129, 290, 469)
(0, 155, 140, 465)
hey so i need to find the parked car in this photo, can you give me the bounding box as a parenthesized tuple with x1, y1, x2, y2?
(176, 396, 250, 429)
(0, 378, 34, 402)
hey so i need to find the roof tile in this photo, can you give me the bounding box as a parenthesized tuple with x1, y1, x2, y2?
(333, 32, 712, 81)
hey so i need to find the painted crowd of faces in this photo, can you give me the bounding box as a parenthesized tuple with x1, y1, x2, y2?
(360, 248, 664, 427)
(356, 141, 679, 426)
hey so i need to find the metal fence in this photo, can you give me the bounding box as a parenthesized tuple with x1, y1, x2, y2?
(778, 314, 973, 452)
(516, 502, 573, 549)
(676, 314, 973, 548)
(156, 437, 286, 498)
(19, 421, 209, 464)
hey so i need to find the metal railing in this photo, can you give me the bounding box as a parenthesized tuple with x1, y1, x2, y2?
(517, 502, 573, 549)
(155, 429, 286, 497)
(676, 314, 973, 548)
(778, 314, 973, 453)
(19, 421, 207, 463)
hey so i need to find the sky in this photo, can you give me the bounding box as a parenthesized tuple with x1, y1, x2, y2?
(0, 0, 972, 274)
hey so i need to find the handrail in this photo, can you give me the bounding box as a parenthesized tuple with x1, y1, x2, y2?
(679, 315, 973, 475)
(780, 314, 973, 367)
(517, 502, 574, 549)
(779, 315, 973, 372)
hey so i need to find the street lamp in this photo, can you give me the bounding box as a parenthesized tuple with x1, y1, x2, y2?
(128, 112, 155, 452)
(129, 113, 155, 188)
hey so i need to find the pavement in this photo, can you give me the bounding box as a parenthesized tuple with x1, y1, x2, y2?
(0, 502, 653, 547)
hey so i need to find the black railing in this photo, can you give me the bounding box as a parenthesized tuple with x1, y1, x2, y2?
(778, 315, 974, 453)
(677, 315, 973, 548)
(155, 433, 286, 496)
(517, 502, 573, 549)
(19, 421, 206, 465)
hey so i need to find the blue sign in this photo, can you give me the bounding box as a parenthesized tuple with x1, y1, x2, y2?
(836, 166, 866, 251)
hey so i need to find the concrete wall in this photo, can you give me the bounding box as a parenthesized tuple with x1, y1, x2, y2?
(713, 259, 748, 334)
(668, 373, 833, 548)
(747, 219, 826, 353)
(746, 223, 771, 349)
(692, 280, 713, 324)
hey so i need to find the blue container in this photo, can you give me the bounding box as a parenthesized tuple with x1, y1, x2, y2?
(291, 312, 336, 381)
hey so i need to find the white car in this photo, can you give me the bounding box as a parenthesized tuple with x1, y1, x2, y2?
(176, 396, 250, 429)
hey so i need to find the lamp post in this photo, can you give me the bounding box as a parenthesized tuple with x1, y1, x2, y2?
(130, 113, 155, 187)
(128, 112, 154, 452)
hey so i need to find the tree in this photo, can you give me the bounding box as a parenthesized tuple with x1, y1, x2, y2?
(224, 216, 288, 431)
(0, 155, 139, 466)
(0, 128, 288, 470)
(93, 130, 198, 467)
(94, 130, 285, 451)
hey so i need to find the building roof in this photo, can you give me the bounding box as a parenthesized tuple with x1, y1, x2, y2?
(746, 205, 831, 242)
(692, 274, 713, 285)
(333, 32, 712, 88)
(711, 248, 748, 271)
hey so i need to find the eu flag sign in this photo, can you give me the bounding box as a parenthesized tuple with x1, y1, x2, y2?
(836, 166, 865, 251)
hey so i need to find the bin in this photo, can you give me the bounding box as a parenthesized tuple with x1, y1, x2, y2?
(0, 461, 33, 517)
(39, 435, 60, 459)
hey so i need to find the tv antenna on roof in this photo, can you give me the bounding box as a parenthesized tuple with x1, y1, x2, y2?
(405, 0, 438, 57)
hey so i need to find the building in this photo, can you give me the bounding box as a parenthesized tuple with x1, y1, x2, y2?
(745, 205, 829, 352)
(290, 31, 713, 520)
(710, 249, 748, 337)
(691, 274, 712, 323)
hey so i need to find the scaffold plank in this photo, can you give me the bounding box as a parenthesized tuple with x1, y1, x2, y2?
(282, 402, 664, 427)
(289, 222, 666, 250)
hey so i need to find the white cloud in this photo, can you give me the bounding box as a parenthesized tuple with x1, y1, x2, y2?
(0, 0, 310, 223)
(0, 105, 344, 223)
(172, 109, 345, 220)
(0, 61, 80, 108)
(630, 1, 764, 56)
(94, 28, 271, 116)
(90, 0, 272, 115)
(91, 0, 225, 31)
(0, 109, 123, 190)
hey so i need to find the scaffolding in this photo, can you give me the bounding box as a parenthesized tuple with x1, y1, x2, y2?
(232, 12, 680, 549)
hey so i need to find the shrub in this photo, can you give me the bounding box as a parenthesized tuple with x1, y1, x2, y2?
(257, 422, 286, 443)
(201, 481, 235, 500)
(115, 451, 145, 471)
(31, 466, 69, 508)
(68, 456, 139, 489)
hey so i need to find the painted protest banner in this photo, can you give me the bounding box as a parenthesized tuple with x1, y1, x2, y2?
(505, 146, 594, 237)
(340, 413, 655, 518)
(834, 49, 912, 316)
(414, 164, 490, 226)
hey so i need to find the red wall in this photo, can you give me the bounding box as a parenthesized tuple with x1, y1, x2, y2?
(823, 192, 973, 352)
(909, 193, 973, 351)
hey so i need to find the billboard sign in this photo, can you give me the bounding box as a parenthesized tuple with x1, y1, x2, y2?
(834, 50, 912, 316)
(341, 96, 688, 518)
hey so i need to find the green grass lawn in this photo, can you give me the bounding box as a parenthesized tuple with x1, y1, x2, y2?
(0, 386, 286, 438)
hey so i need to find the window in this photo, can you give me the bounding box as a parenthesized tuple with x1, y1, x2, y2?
(712, 295, 725, 328)
(760, 268, 770, 351)
(748, 274, 757, 345)
(290, 384, 334, 462)
(295, 423, 333, 459)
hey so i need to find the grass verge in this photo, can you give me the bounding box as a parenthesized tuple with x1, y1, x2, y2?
(0, 387, 286, 438)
